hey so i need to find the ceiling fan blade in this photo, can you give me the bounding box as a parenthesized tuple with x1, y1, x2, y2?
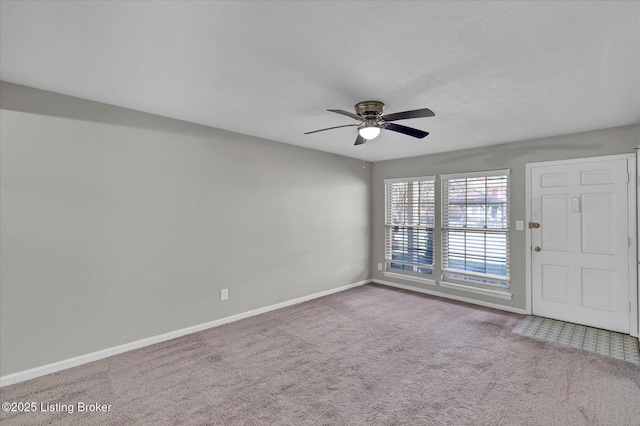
(384, 123, 429, 139)
(382, 108, 435, 122)
(354, 134, 366, 145)
(304, 124, 359, 135)
(328, 109, 363, 121)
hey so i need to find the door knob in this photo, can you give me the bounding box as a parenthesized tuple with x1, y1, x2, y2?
(534, 246, 541, 252)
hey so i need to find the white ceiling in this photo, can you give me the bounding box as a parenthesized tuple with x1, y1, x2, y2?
(1, 1, 638, 161)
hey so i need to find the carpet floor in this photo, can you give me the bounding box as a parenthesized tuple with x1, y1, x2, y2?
(1, 284, 639, 425)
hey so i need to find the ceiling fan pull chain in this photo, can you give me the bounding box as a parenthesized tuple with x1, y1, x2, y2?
(362, 142, 365, 169)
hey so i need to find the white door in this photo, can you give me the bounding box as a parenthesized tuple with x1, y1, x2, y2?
(530, 156, 631, 333)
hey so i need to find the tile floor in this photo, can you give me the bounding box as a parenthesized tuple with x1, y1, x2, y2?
(513, 315, 640, 364)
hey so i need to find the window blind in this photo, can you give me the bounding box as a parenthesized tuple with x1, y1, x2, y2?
(385, 176, 435, 276)
(441, 170, 510, 288)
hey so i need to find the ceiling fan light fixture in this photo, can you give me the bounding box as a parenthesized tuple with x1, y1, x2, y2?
(358, 120, 381, 140)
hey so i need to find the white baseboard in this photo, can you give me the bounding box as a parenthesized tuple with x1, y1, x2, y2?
(0, 279, 369, 388)
(373, 279, 527, 315)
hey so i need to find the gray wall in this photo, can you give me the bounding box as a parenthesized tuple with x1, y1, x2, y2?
(372, 124, 640, 310)
(0, 82, 372, 376)
(2, 80, 638, 377)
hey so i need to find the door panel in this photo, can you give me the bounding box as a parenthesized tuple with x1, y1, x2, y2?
(540, 172, 570, 187)
(581, 194, 612, 254)
(541, 264, 570, 303)
(541, 195, 570, 251)
(580, 169, 614, 186)
(581, 268, 614, 311)
(531, 157, 630, 333)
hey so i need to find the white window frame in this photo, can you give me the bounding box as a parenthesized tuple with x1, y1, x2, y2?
(384, 176, 436, 285)
(440, 169, 512, 299)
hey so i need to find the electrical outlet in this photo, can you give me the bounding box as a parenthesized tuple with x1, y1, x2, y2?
(377, 263, 382, 271)
(220, 288, 228, 301)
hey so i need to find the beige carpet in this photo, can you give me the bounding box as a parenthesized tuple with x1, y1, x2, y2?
(1, 284, 639, 425)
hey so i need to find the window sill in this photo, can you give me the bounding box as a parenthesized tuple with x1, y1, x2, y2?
(438, 281, 512, 300)
(383, 271, 436, 286)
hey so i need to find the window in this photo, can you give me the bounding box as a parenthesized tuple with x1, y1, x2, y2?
(441, 170, 510, 288)
(384, 176, 435, 279)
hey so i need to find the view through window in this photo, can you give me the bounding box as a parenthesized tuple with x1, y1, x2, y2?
(384, 170, 510, 290)
(384, 176, 435, 277)
(441, 170, 510, 288)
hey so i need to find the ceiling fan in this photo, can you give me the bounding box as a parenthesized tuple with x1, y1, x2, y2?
(304, 101, 435, 145)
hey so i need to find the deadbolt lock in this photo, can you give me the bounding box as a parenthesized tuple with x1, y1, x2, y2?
(529, 222, 540, 229)
(534, 246, 541, 252)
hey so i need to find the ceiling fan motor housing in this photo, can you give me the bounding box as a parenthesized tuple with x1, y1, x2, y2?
(355, 101, 384, 118)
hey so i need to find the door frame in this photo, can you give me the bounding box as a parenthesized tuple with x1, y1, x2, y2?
(525, 153, 638, 337)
